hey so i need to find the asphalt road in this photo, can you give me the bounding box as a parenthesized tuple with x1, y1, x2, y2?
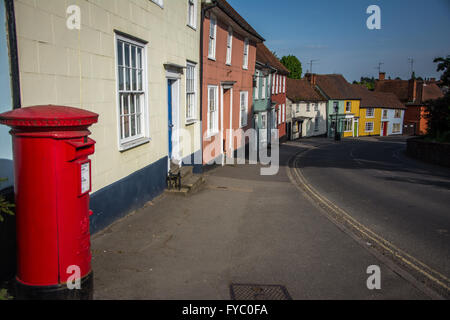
(296, 136, 450, 284)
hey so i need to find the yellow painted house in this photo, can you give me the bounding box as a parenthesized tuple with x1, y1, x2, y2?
(358, 107, 382, 136)
(351, 84, 385, 137)
(342, 99, 361, 138)
(314, 74, 362, 138)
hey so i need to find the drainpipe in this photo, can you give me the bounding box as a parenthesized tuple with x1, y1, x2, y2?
(4, 0, 21, 109)
(200, 2, 217, 168)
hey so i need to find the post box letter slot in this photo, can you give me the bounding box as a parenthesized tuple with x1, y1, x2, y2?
(66, 139, 96, 161)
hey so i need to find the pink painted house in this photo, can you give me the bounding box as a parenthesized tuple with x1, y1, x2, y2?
(201, 0, 264, 164)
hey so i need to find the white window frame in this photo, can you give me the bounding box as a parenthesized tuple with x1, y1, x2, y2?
(365, 121, 374, 132)
(254, 70, 260, 100)
(314, 103, 318, 112)
(306, 103, 310, 112)
(395, 109, 402, 118)
(151, 0, 163, 8)
(343, 118, 353, 132)
(382, 109, 388, 119)
(282, 104, 285, 122)
(393, 123, 401, 133)
(366, 108, 375, 118)
(243, 38, 249, 69)
(185, 62, 197, 123)
(346, 101, 351, 112)
(187, 0, 197, 29)
(272, 74, 275, 94)
(208, 14, 217, 60)
(275, 75, 278, 94)
(207, 85, 219, 137)
(283, 76, 286, 93)
(262, 75, 266, 99)
(115, 34, 149, 151)
(279, 75, 282, 93)
(239, 91, 248, 128)
(226, 27, 233, 65)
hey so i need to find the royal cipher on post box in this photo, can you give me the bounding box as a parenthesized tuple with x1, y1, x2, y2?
(0, 105, 99, 300)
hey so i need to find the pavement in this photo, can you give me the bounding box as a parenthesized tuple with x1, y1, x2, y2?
(91, 138, 431, 300)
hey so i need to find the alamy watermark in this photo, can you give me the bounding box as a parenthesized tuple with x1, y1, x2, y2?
(66, 5, 81, 30)
(66, 265, 81, 290)
(366, 265, 381, 290)
(366, 5, 381, 30)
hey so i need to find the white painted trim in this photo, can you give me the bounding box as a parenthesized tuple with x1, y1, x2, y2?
(229, 88, 233, 155)
(206, 85, 219, 138)
(114, 33, 149, 152)
(186, 0, 197, 29)
(208, 14, 217, 60)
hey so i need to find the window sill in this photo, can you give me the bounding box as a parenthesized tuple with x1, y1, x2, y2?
(185, 119, 198, 126)
(208, 56, 216, 61)
(226, 62, 231, 66)
(119, 137, 151, 152)
(151, 1, 163, 9)
(243, 66, 248, 70)
(206, 131, 219, 139)
(187, 24, 197, 31)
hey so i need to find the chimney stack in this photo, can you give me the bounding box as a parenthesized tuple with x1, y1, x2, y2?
(379, 72, 386, 81)
(305, 73, 316, 86)
(408, 78, 417, 103)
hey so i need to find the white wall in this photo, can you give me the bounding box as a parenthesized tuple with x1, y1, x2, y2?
(291, 101, 327, 137)
(14, 0, 201, 192)
(384, 109, 404, 135)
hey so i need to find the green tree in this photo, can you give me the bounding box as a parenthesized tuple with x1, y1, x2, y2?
(425, 56, 450, 142)
(425, 94, 450, 142)
(433, 55, 450, 86)
(280, 55, 302, 79)
(0, 178, 14, 223)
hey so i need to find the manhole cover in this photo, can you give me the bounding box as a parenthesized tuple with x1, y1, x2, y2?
(230, 284, 292, 300)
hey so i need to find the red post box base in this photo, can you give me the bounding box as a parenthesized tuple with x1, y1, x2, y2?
(14, 272, 93, 300)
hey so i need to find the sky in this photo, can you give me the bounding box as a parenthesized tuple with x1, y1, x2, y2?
(227, 0, 450, 82)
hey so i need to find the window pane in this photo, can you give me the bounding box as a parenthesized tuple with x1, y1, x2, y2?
(131, 115, 136, 136)
(124, 44, 130, 67)
(210, 19, 215, 38)
(138, 70, 142, 91)
(118, 41, 123, 66)
(130, 94, 135, 114)
(131, 46, 136, 68)
(119, 67, 124, 91)
(136, 94, 141, 114)
(137, 114, 141, 135)
(132, 69, 137, 91)
(137, 48, 142, 69)
(124, 94, 129, 115)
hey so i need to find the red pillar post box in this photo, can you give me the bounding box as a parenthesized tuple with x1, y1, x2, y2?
(0, 105, 99, 300)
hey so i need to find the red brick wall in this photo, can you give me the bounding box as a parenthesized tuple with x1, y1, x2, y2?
(202, 14, 256, 164)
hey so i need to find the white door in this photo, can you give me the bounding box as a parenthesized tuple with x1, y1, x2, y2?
(168, 77, 181, 166)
